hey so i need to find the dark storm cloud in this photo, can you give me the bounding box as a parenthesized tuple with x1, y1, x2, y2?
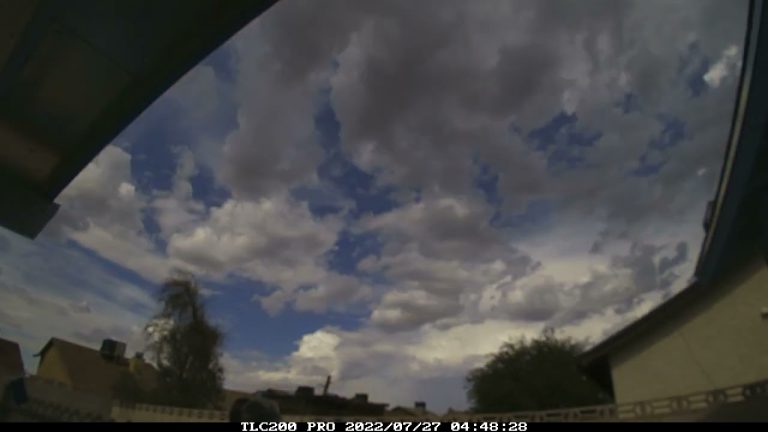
(506, 281, 564, 322)
(127, 0, 752, 412)
(220, 0, 746, 228)
(166, 0, 747, 337)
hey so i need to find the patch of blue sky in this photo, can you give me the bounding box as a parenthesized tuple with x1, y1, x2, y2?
(630, 114, 687, 177)
(189, 165, 231, 208)
(631, 153, 667, 178)
(112, 63, 237, 249)
(650, 114, 687, 150)
(678, 40, 710, 98)
(119, 51, 239, 198)
(471, 157, 555, 233)
(325, 229, 383, 276)
(686, 58, 710, 97)
(140, 207, 166, 249)
(291, 185, 349, 218)
(473, 158, 501, 207)
(205, 278, 365, 357)
(491, 198, 555, 232)
(54, 240, 156, 313)
(527, 111, 602, 172)
(119, 106, 180, 193)
(528, 111, 578, 151)
(311, 88, 399, 219)
(615, 92, 641, 114)
(201, 41, 238, 84)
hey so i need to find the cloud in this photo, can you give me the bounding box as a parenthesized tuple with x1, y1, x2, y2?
(222, 321, 541, 412)
(49, 145, 146, 236)
(167, 195, 372, 314)
(259, 272, 373, 316)
(163, 64, 224, 125)
(168, 197, 340, 276)
(360, 197, 533, 264)
(222, 308, 658, 413)
(355, 197, 540, 331)
(502, 277, 564, 322)
(658, 241, 689, 275)
(214, 12, 336, 200)
(151, 148, 208, 240)
(68, 300, 92, 314)
(371, 290, 463, 331)
(704, 45, 741, 88)
(167, 0, 746, 335)
(545, 240, 690, 327)
(232, 0, 748, 239)
(43, 145, 172, 283)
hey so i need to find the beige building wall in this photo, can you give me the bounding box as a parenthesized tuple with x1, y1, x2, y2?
(36, 348, 72, 387)
(610, 254, 768, 403)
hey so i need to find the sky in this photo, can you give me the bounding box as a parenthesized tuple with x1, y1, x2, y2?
(0, 0, 750, 413)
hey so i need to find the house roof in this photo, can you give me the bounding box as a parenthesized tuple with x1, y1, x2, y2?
(0, 337, 25, 379)
(580, 0, 768, 377)
(36, 337, 147, 396)
(0, 0, 277, 238)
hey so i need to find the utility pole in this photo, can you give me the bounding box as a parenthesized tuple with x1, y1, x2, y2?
(322, 375, 332, 395)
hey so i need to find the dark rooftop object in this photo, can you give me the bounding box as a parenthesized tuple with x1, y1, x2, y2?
(261, 387, 388, 416)
(581, 0, 768, 389)
(99, 338, 126, 361)
(0, 0, 277, 238)
(295, 385, 315, 398)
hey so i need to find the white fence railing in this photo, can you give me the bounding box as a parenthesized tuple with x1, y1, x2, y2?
(442, 379, 768, 422)
(6, 377, 768, 422)
(111, 402, 227, 422)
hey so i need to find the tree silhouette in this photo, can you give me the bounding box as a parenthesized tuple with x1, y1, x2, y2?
(145, 272, 224, 408)
(465, 328, 612, 413)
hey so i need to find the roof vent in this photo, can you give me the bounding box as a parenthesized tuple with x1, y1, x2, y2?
(295, 386, 315, 398)
(99, 339, 126, 361)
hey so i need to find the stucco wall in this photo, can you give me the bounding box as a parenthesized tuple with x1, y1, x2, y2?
(610, 255, 768, 403)
(36, 349, 71, 387)
(111, 403, 227, 422)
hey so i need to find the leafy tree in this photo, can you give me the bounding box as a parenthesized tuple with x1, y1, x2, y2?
(113, 371, 151, 404)
(145, 272, 225, 408)
(465, 328, 612, 413)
